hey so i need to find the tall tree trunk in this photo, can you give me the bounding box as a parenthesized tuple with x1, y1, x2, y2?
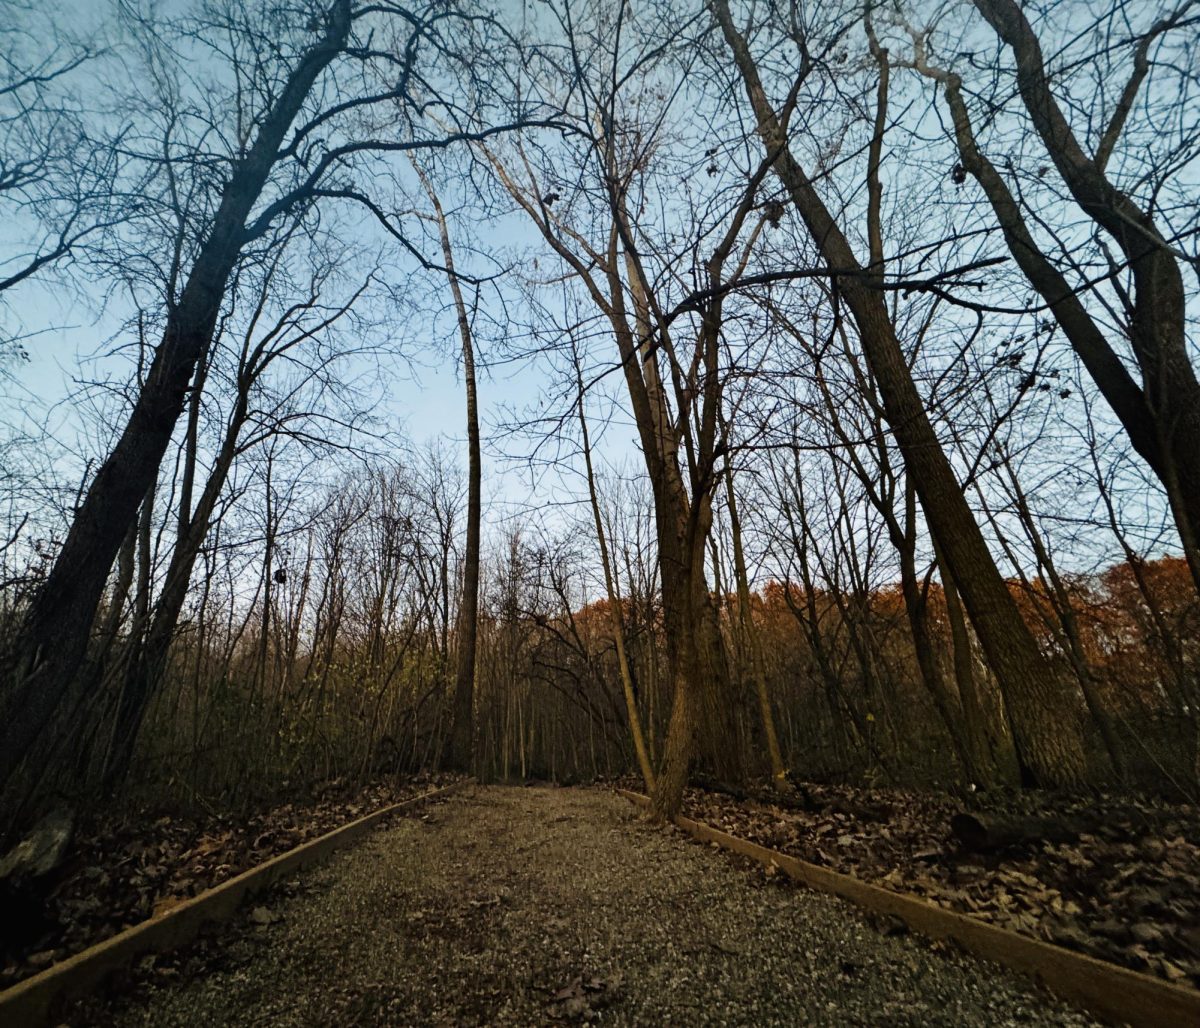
(575, 356, 656, 792)
(102, 383, 250, 792)
(933, 534, 1020, 787)
(712, 0, 1088, 787)
(479, 131, 749, 820)
(616, 241, 743, 819)
(722, 457, 787, 785)
(896, 521, 978, 782)
(0, 2, 353, 790)
(417, 170, 480, 774)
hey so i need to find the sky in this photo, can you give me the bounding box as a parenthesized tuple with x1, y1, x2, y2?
(0, 0, 614, 529)
(0, 0, 557, 528)
(1, 0, 659, 558)
(1, 0, 1193, 589)
(2, 254, 585, 513)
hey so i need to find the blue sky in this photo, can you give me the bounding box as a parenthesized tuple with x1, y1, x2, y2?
(1, 0, 1192, 589)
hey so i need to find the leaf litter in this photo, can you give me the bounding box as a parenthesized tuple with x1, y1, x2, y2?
(70, 786, 1096, 1026)
(679, 780, 1200, 991)
(0, 772, 462, 989)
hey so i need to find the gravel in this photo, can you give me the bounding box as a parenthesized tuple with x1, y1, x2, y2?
(74, 785, 1099, 1026)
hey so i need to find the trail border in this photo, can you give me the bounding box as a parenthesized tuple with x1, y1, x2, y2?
(0, 780, 469, 1026)
(618, 788, 1198, 1028)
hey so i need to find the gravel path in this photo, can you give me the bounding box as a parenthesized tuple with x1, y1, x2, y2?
(82, 785, 1097, 1026)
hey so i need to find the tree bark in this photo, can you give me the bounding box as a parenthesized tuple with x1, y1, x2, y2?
(933, 535, 1020, 788)
(712, 0, 1088, 787)
(928, 0, 1200, 595)
(417, 172, 480, 775)
(575, 354, 656, 792)
(0, 1, 353, 790)
(101, 373, 251, 792)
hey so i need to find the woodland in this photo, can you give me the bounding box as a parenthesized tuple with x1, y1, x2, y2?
(1, 0, 1199, 1008)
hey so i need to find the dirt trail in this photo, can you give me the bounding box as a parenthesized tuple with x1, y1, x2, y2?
(79, 786, 1096, 1026)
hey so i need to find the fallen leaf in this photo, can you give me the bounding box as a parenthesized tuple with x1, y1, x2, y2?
(249, 906, 277, 925)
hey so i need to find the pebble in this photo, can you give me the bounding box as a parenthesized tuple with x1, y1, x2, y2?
(82, 786, 1099, 1027)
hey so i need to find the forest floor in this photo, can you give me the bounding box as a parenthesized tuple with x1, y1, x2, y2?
(679, 780, 1200, 990)
(69, 785, 1097, 1027)
(1, 772, 463, 989)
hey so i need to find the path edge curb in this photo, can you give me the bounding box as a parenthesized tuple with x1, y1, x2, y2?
(0, 779, 469, 1026)
(617, 788, 1199, 1028)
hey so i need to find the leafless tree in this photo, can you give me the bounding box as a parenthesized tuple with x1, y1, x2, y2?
(0, 0, 553, 792)
(900, 0, 1200, 592)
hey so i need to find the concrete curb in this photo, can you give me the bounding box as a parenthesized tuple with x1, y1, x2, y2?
(618, 788, 1199, 1028)
(0, 780, 469, 1026)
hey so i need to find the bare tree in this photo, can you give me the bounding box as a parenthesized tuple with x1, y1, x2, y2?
(711, 0, 1088, 787)
(0, 0, 548, 791)
(571, 338, 656, 791)
(904, 0, 1200, 593)
(0, 3, 120, 301)
(412, 165, 481, 774)
(100, 256, 375, 791)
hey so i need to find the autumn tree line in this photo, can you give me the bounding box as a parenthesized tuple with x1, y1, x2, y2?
(0, 0, 1197, 832)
